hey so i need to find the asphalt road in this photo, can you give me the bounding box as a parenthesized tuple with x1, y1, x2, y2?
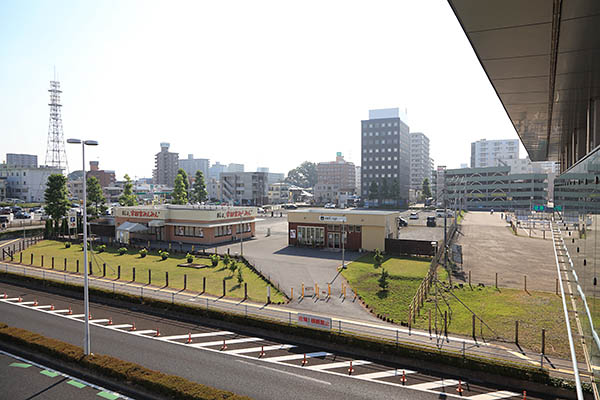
(0, 282, 546, 400)
(0, 349, 128, 399)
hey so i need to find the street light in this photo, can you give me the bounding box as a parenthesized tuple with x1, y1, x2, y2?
(67, 138, 98, 356)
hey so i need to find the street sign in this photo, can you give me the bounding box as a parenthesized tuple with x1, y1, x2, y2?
(319, 215, 347, 223)
(297, 313, 332, 330)
(68, 210, 77, 229)
(533, 205, 545, 211)
(555, 205, 563, 211)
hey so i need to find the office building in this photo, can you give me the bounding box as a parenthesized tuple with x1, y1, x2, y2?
(314, 153, 355, 205)
(153, 143, 179, 186)
(86, 161, 116, 188)
(0, 165, 63, 202)
(361, 108, 410, 206)
(268, 182, 291, 204)
(206, 178, 221, 201)
(355, 166, 361, 196)
(6, 154, 37, 168)
(220, 172, 268, 206)
(470, 139, 519, 168)
(67, 180, 84, 201)
(432, 166, 446, 206)
(209, 162, 227, 180)
(0, 177, 7, 201)
(179, 154, 209, 180)
(227, 163, 244, 173)
(409, 132, 431, 191)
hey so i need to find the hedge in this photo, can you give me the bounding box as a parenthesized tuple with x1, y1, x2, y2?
(0, 322, 251, 400)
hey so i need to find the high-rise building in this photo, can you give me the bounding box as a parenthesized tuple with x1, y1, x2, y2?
(6, 154, 38, 168)
(314, 153, 356, 205)
(227, 163, 244, 173)
(409, 132, 431, 191)
(179, 154, 209, 180)
(220, 172, 268, 206)
(470, 139, 519, 168)
(209, 162, 227, 180)
(361, 108, 410, 205)
(86, 161, 115, 188)
(355, 165, 361, 196)
(153, 143, 179, 186)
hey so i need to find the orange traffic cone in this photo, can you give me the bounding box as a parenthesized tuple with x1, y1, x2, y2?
(154, 328, 160, 337)
(258, 346, 265, 358)
(186, 332, 192, 344)
(301, 353, 308, 366)
(33, 299, 38, 306)
(348, 361, 354, 375)
(18, 296, 22, 303)
(522, 391, 526, 399)
(88, 313, 93, 320)
(67, 306, 72, 315)
(456, 380, 464, 395)
(129, 322, 136, 331)
(2, 293, 6, 299)
(220, 339, 227, 351)
(107, 317, 113, 325)
(401, 370, 406, 385)
(50, 304, 54, 311)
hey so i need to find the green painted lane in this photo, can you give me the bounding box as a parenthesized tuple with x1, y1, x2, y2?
(9, 362, 31, 368)
(97, 391, 120, 400)
(67, 379, 87, 389)
(40, 369, 60, 377)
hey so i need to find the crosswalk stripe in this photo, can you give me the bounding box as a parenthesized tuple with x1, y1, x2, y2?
(108, 324, 133, 329)
(189, 337, 262, 348)
(467, 391, 519, 400)
(408, 379, 459, 390)
(307, 360, 371, 371)
(226, 344, 296, 354)
(355, 369, 416, 379)
(265, 351, 330, 362)
(160, 331, 233, 341)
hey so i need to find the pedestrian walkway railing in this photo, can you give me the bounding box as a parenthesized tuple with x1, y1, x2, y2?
(0, 258, 584, 379)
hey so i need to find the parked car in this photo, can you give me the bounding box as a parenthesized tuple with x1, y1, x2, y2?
(0, 207, 11, 215)
(324, 203, 336, 209)
(409, 212, 419, 220)
(10, 206, 22, 214)
(435, 209, 445, 218)
(398, 217, 408, 227)
(14, 211, 31, 219)
(0, 215, 9, 224)
(426, 216, 437, 227)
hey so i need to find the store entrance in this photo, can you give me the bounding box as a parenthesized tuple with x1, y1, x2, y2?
(327, 232, 340, 249)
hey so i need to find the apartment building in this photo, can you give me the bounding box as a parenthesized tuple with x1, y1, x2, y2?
(470, 139, 519, 168)
(153, 143, 179, 185)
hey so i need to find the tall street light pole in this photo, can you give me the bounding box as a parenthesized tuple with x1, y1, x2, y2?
(67, 138, 98, 356)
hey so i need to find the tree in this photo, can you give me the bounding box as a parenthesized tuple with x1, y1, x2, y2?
(229, 260, 238, 275)
(119, 174, 138, 206)
(44, 174, 70, 237)
(191, 170, 208, 203)
(422, 178, 432, 199)
(172, 174, 188, 204)
(236, 268, 244, 285)
(373, 248, 384, 269)
(368, 181, 379, 201)
(285, 161, 317, 188)
(86, 176, 107, 218)
(177, 168, 189, 195)
(378, 268, 390, 291)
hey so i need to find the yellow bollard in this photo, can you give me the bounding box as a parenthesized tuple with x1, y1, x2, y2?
(316, 283, 319, 299)
(301, 283, 304, 298)
(192, 245, 195, 252)
(328, 283, 331, 297)
(343, 284, 346, 299)
(291, 287, 293, 300)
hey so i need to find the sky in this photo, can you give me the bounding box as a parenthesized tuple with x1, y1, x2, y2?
(0, 0, 524, 180)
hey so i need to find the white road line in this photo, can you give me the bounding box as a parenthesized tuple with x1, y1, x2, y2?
(49, 309, 70, 314)
(108, 324, 134, 329)
(18, 301, 36, 305)
(159, 331, 233, 341)
(307, 360, 371, 371)
(189, 337, 262, 348)
(68, 314, 85, 318)
(130, 330, 157, 335)
(467, 391, 519, 400)
(409, 379, 459, 390)
(237, 360, 331, 385)
(226, 344, 296, 355)
(89, 319, 110, 324)
(355, 369, 415, 380)
(3, 298, 21, 302)
(32, 305, 53, 309)
(265, 351, 330, 362)
(507, 351, 530, 360)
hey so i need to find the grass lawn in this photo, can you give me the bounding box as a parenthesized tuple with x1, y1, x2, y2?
(13, 240, 286, 304)
(342, 254, 437, 323)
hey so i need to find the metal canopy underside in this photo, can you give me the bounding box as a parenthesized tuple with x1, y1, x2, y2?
(448, 0, 600, 162)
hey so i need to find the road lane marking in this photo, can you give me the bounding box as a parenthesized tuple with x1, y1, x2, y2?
(236, 360, 331, 385)
(507, 351, 530, 360)
(226, 344, 296, 354)
(468, 391, 519, 400)
(49, 309, 71, 314)
(189, 337, 262, 348)
(130, 330, 157, 335)
(40, 370, 60, 377)
(265, 351, 330, 362)
(9, 362, 31, 368)
(107, 324, 133, 330)
(68, 314, 86, 318)
(89, 319, 111, 324)
(159, 331, 233, 341)
(32, 305, 54, 309)
(355, 369, 415, 379)
(67, 380, 87, 389)
(307, 360, 371, 370)
(409, 379, 459, 390)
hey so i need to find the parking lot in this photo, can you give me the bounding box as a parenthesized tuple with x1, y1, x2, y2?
(397, 210, 446, 242)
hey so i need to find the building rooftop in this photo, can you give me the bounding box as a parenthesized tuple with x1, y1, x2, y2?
(289, 208, 399, 216)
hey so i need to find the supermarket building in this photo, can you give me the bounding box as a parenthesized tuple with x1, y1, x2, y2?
(287, 209, 401, 252)
(114, 205, 258, 245)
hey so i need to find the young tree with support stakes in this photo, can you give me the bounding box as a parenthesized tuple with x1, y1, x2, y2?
(44, 174, 70, 238)
(119, 174, 138, 206)
(86, 176, 107, 218)
(378, 268, 390, 291)
(373, 248, 384, 269)
(191, 170, 208, 203)
(172, 174, 188, 205)
(422, 178, 432, 200)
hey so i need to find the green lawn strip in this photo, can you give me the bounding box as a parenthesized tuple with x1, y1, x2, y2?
(15, 240, 285, 303)
(0, 323, 251, 400)
(343, 254, 433, 323)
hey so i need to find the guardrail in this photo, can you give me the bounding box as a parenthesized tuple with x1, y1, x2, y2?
(0, 258, 581, 378)
(2, 219, 45, 229)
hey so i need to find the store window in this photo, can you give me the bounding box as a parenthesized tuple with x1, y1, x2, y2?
(355, 226, 362, 232)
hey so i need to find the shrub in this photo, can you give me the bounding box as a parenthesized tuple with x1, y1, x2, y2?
(97, 244, 106, 253)
(161, 251, 169, 261)
(139, 248, 148, 258)
(186, 253, 194, 263)
(229, 260, 238, 274)
(64, 242, 71, 249)
(118, 247, 127, 255)
(237, 268, 243, 285)
(223, 253, 231, 266)
(373, 248, 384, 269)
(210, 254, 219, 267)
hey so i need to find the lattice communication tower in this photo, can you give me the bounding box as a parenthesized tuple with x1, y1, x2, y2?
(45, 79, 69, 171)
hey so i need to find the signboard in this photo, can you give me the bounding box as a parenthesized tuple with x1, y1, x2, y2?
(297, 313, 332, 330)
(117, 208, 165, 219)
(68, 210, 77, 229)
(451, 244, 462, 264)
(289, 229, 296, 239)
(533, 205, 545, 212)
(319, 215, 347, 223)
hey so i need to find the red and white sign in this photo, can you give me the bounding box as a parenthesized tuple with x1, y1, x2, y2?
(297, 313, 332, 330)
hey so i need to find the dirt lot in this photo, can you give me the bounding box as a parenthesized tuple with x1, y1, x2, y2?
(454, 211, 558, 292)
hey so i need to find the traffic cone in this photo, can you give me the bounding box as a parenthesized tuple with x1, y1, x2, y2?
(154, 328, 160, 337)
(50, 304, 54, 311)
(522, 391, 526, 399)
(2, 293, 7, 299)
(18, 296, 22, 303)
(301, 353, 308, 366)
(456, 380, 463, 395)
(107, 317, 113, 325)
(186, 332, 192, 344)
(220, 339, 227, 351)
(129, 322, 136, 331)
(33, 299, 38, 306)
(348, 361, 354, 375)
(258, 346, 265, 358)
(401, 370, 406, 385)
(88, 313, 93, 320)
(67, 306, 72, 315)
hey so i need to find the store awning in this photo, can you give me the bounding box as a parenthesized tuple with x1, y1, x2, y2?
(165, 218, 263, 229)
(148, 219, 165, 227)
(116, 221, 149, 233)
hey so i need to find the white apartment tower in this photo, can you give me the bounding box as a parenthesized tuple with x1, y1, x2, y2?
(409, 132, 431, 191)
(470, 139, 519, 168)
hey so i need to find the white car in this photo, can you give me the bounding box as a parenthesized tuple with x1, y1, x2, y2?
(324, 203, 336, 209)
(409, 212, 419, 220)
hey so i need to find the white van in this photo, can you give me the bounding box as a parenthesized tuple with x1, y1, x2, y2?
(435, 209, 445, 217)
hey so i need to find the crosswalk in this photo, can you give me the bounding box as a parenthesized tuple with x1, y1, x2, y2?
(0, 292, 531, 400)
